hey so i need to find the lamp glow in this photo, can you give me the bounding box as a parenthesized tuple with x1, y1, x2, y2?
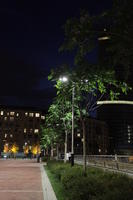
(59, 76, 68, 82)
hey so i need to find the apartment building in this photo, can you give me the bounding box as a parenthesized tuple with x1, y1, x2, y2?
(0, 105, 45, 155)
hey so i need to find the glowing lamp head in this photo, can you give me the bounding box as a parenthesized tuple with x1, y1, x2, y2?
(59, 76, 68, 82)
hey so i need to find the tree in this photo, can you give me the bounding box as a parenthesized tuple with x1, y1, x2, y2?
(41, 97, 72, 162)
(41, 105, 63, 158)
(56, 3, 132, 172)
(60, 1, 133, 79)
(49, 64, 130, 172)
(47, 2, 132, 171)
(105, 0, 133, 78)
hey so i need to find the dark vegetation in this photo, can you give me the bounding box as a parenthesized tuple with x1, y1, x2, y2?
(45, 160, 133, 200)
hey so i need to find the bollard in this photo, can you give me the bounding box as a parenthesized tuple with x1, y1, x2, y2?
(71, 153, 74, 166)
(37, 155, 40, 163)
(116, 162, 119, 170)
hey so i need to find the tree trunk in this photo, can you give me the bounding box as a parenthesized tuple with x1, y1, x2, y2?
(46, 148, 49, 156)
(82, 119, 87, 173)
(51, 145, 54, 158)
(56, 144, 59, 160)
(64, 131, 68, 163)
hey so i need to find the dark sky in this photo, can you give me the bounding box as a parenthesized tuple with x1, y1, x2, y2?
(0, 0, 112, 110)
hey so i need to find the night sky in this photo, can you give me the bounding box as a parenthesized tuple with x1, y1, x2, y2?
(0, 0, 112, 110)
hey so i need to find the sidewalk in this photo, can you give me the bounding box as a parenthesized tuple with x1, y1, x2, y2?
(0, 159, 57, 200)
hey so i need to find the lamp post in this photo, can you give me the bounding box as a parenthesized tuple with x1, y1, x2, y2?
(59, 76, 75, 166)
(71, 83, 74, 166)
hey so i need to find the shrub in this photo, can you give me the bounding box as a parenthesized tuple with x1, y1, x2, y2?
(47, 160, 69, 180)
(46, 161, 133, 200)
(42, 156, 50, 162)
(61, 166, 105, 200)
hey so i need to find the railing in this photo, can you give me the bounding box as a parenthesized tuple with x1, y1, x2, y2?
(74, 155, 133, 173)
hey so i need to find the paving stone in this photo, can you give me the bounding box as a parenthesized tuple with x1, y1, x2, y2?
(0, 159, 43, 200)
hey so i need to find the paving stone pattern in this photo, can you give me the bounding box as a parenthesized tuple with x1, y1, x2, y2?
(0, 159, 44, 200)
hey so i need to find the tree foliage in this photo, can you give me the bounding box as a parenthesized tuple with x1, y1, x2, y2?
(48, 1, 132, 170)
(60, 1, 133, 80)
(42, 1, 132, 169)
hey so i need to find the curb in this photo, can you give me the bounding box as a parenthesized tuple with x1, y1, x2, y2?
(40, 164, 57, 200)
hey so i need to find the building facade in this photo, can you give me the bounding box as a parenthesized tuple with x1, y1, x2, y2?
(74, 118, 109, 155)
(98, 33, 133, 155)
(97, 101, 133, 155)
(0, 106, 45, 155)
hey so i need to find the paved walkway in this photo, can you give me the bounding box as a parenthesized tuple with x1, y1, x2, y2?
(0, 159, 44, 200)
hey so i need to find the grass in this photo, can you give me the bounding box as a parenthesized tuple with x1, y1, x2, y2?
(44, 165, 68, 200)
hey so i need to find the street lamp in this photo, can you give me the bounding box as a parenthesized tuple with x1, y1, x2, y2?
(59, 76, 75, 166)
(71, 83, 75, 166)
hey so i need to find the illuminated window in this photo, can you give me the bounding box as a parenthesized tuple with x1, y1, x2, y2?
(128, 140, 131, 143)
(35, 113, 40, 117)
(77, 133, 80, 137)
(16, 113, 19, 117)
(7, 112, 9, 116)
(30, 128, 33, 133)
(10, 112, 15, 116)
(10, 134, 13, 138)
(34, 129, 39, 133)
(128, 125, 131, 132)
(0, 111, 4, 115)
(5, 134, 7, 138)
(4, 117, 7, 121)
(29, 113, 34, 117)
(98, 36, 110, 41)
(25, 112, 28, 116)
(24, 128, 27, 133)
(99, 149, 101, 153)
(41, 115, 45, 120)
(10, 117, 14, 121)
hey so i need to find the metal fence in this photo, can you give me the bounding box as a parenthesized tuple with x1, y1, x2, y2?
(74, 155, 133, 173)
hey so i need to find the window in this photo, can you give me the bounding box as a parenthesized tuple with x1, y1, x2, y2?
(10, 117, 14, 121)
(98, 36, 110, 41)
(35, 113, 40, 117)
(0, 111, 4, 115)
(34, 129, 39, 133)
(5, 134, 7, 138)
(24, 128, 27, 133)
(10, 112, 15, 116)
(77, 133, 80, 137)
(41, 115, 45, 120)
(16, 113, 19, 117)
(99, 149, 101, 153)
(25, 112, 28, 116)
(30, 128, 33, 133)
(29, 113, 34, 117)
(10, 134, 13, 138)
(4, 117, 7, 121)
